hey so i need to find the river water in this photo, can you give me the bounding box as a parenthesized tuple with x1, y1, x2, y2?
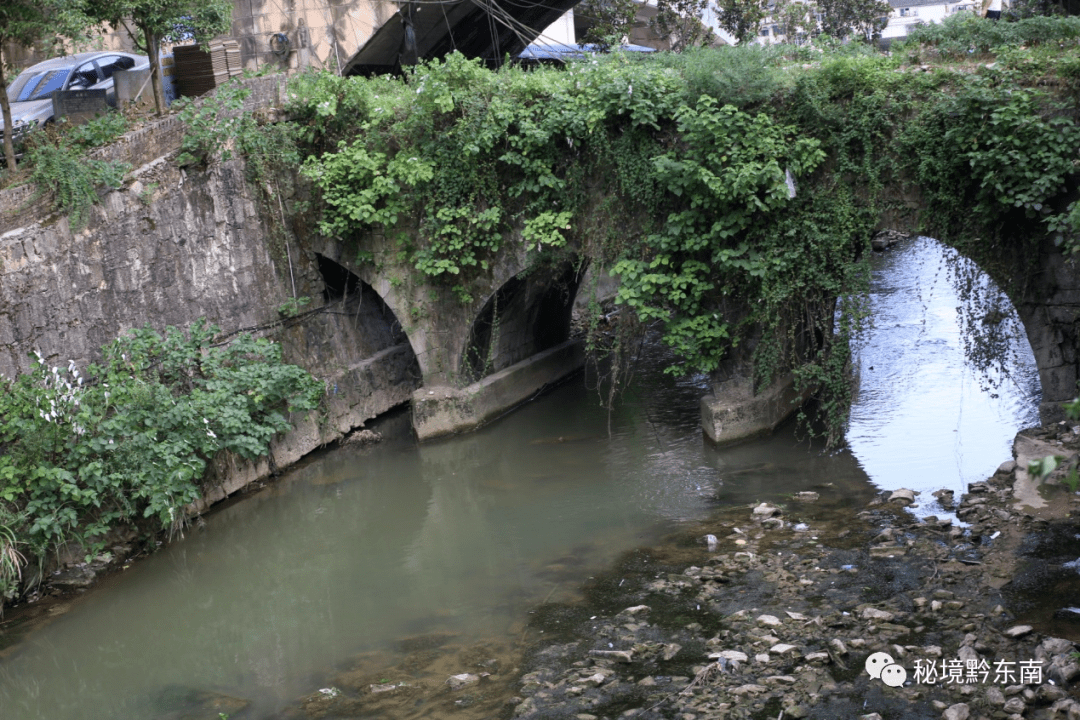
(0, 238, 1041, 720)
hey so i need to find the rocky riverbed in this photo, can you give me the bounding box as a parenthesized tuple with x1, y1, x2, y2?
(497, 434, 1080, 720)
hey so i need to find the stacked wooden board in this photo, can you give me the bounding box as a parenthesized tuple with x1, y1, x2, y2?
(223, 40, 242, 77)
(173, 40, 242, 98)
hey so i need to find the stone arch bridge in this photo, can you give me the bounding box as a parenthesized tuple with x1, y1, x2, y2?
(0, 121, 1077, 461)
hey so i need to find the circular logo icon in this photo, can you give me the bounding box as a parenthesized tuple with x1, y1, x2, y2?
(864, 651, 895, 680)
(880, 663, 907, 687)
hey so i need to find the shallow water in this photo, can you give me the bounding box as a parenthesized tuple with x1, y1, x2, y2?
(847, 237, 1041, 512)
(0, 237, 1041, 719)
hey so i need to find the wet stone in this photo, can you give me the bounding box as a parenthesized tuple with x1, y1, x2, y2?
(889, 489, 918, 505)
(1036, 684, 1067, 703)
(942, 703, 970, 720)
(1041, 638, 1075, 655)
(446, 673, 480, 690)
(860, 607, 895, 622)
(1002, 697, 1025, 714)
(50, 566, 96, 588)
(1004, 625, 1033, 638)
(752, 503, 780, 518)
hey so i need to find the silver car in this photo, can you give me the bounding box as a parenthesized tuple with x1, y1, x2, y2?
(2, 51, 150, 145)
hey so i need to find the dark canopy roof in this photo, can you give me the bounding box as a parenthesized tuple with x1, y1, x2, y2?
(342, 0, 582, 76)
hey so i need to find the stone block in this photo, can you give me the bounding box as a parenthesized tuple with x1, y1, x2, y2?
(412, 339, 585, 440)
(700, 374, 814, 445)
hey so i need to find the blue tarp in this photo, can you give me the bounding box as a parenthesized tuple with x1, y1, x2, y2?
(518, 43, 656, 61)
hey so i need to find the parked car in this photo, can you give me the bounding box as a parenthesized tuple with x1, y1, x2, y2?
(1, 51, 150, 147)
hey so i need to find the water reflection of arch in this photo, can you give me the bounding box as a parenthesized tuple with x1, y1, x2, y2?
(460, 258, 586, 384)
(872, 229, 1060, 420)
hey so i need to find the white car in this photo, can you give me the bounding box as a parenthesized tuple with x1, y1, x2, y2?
(2, 51, 150, 146)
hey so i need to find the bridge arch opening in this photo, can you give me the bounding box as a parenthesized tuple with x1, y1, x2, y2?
(846, 235, 1042, 495)
(314, 252, 421, 377)
(460, 259, 585, 384)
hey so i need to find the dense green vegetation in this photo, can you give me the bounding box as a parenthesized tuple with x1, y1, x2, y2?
(0, 322, 322, 606)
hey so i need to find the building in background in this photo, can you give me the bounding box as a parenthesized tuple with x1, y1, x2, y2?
(3, 0, 397, 74)
(880, 0, 980, 40)
(714, 0, 990, 45)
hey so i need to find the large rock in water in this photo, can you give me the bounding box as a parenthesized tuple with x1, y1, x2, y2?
(888, 488, 917, 505)
(446, 673, 479, 690)
(752, 503, 781, 518)
(871, 230, 910, 251)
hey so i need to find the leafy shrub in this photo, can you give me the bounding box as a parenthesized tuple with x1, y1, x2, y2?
(62, 111, 129, 150)
(899, 81, 1080, 252)
(25, 138, 129, 230)
(175, 80, 253, 166)
(646, 45, 797, 108)
(286, 71, 379, 149)
(900, 12, 1080, 57)
(0, 320, 323, 578)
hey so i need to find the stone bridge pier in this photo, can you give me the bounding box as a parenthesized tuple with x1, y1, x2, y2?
(310, 233, 586, 440)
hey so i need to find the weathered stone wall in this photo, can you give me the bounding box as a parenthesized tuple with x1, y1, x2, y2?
(0, 124, 419, 497)
(1019, 237, 1080, 422)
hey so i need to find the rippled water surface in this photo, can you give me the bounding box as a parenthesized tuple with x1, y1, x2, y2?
(0, 237, 1041, 719)
(846, 237, 1041, 507)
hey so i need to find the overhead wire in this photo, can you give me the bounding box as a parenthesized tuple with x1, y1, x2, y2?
(385, 0, 586, 67)
(439, 0, 458, 50)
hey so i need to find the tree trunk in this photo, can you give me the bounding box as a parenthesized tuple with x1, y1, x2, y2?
(144, 26, 167, 116)
(0, 47, 17, 171)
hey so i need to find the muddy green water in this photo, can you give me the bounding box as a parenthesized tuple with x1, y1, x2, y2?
(0, 238, 1040, 720)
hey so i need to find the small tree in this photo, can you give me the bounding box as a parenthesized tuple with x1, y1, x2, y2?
(715, 0, 770, 44)
(651, 0, 716, 51)
(817, 0, 891, 42)
(773, 0, 817, 44)
(86, 0, 232, 116)
(577, 0, 640, 51)
(0, 0, 91, 170)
